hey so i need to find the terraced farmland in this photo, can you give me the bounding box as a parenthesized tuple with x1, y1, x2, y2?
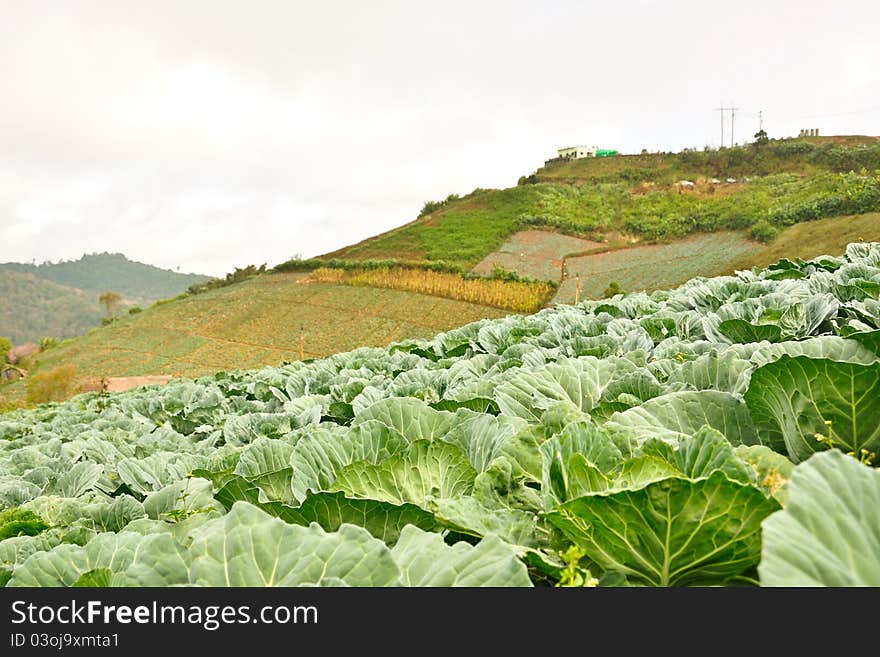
(554, 231, 763, 302)
(471, 230, 604, 280)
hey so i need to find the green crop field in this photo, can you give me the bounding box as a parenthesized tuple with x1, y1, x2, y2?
(554, 231, 763, 302)
(2, 242, 879, 588)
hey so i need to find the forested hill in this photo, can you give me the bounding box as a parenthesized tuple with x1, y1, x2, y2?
(0, 253, 211, 302)
(0, 253, 212, 344)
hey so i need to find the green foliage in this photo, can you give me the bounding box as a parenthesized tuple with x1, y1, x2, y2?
(749, 219, 779, 243)
(127, 306, 142, 315)
(419, 194, 459, 217)
(188, 264, 267, 294)
(37, 337, 57, 351)
(602, 281, 623, 298)
(0, 508, 50, 540)
(274, 257, 466, 275)
(0, 337, 11, 362)
(519, 172, 880, 241)
(152, 292, 190, 307)
(554, 545, 597, 587)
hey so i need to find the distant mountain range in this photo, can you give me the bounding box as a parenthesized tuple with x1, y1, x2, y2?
(0, 253, 211, 344)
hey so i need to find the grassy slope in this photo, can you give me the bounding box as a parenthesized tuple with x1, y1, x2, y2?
(320, 136, 880, 269)
(0, 272, 508, 404)
(321, 188, 535, 265)
(733, 212, 880, 270)
(0, 270, 104, 344)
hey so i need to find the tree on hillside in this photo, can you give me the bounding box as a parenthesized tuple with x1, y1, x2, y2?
(754, 129, 769, 145)
(98, 291, 122, 318)
(0, 336, 12, 363)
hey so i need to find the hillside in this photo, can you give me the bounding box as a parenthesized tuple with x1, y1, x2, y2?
(4, 137, 880, 410)
(0, 270, 104, 344)
(319, 136, 880, 268)
(0, 253, 213, 344)
(0, 271, 509, 407)
(732, 211, 880, 270)
(0, 252, 211, 302)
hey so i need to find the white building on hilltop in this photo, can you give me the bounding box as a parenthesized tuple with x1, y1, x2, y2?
(557, 145, 598, 159)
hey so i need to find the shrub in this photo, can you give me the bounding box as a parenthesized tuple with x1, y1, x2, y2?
(128, 306, 143, 315)
(419, 199, 446, 216)
(25, 364, 78, 405)
(153, 293, 190, 307)
(38, 337, 57, 351)
(0, 337, 11, 363)
(603, 282, 624, 298)
(188, 264, 266, 294)
(749, 220, 779, 243)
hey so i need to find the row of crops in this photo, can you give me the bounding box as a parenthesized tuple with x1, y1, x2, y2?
(1, 243, 879, 586)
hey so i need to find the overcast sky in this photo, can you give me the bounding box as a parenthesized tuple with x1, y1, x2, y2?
(1, 1, 878, 277)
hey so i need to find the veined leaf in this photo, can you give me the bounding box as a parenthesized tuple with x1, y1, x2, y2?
(718, 319, 782, 344)
(744, 356, 880, 462)
(289, 421, 407, 502)
(548, 472, 780, 586)
(331, 440, 475, 507)
(353, 397, 455, 442)
(283, 491, 438, 545)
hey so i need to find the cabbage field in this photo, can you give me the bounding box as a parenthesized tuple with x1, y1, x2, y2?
(1, 243, 879, 587)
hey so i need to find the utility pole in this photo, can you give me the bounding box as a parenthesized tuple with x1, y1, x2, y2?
(758, 110, 764, 132)
(730, 103, 738, 147)
(715, 103, 739, 148)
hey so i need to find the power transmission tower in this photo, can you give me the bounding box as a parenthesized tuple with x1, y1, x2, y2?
(758, 110, 764, 131)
